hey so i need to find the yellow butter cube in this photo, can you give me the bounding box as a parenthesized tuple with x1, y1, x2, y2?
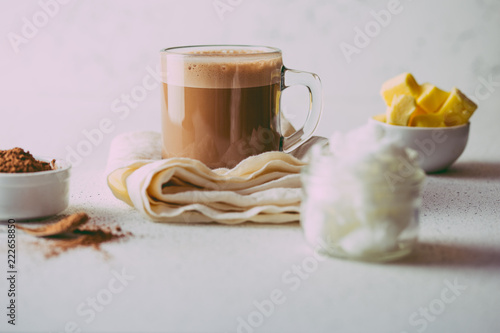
(386, 95, 417, 126)
(408, 107, 427, 126)
(380, 73, 421, 106)
(437, 87, 478, 126)
(417, 83, 449, 113)
(372, 113, 387, 123)
(408, 108, 445, 127)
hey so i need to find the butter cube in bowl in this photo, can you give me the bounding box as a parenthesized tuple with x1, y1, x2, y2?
(369, 119, 470, 173)
(372, 73, 477, 173)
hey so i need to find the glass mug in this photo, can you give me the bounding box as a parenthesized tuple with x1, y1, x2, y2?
(160, 45, 322, 168)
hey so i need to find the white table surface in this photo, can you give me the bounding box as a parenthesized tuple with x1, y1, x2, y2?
(1, 0, 500, 332)
(1, 107, 500, 333)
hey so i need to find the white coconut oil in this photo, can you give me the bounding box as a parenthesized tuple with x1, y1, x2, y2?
(300, 124, 425, 261)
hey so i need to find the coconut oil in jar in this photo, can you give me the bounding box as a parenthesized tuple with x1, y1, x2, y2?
(300, 125, 425, 262)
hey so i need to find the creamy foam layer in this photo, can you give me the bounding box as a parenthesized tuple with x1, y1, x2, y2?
(161, 52, 283, 88)
(186, 49, 271, 55)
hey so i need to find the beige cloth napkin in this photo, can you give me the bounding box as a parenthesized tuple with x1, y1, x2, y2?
(106, 131, 327, 224)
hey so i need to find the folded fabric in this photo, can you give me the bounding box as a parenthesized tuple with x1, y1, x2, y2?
(106, 131, 327, 224)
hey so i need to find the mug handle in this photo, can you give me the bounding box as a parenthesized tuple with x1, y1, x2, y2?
(281, 67, 323, 152)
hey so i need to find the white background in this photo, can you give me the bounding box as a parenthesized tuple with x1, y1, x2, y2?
(1, 0, 499, 169)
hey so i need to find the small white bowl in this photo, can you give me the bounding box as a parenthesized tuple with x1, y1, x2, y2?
(0, 158, 71, 221)
(369, 119, 470, 173)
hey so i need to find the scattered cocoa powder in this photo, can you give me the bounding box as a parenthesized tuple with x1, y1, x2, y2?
(0, 147, 55, 173)
(16, 212, 89, 237)
(18, 214, 132, 258)
(43, 225, 132, 258)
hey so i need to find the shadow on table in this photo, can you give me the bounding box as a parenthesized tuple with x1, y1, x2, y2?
(0, 213, 74, 225)
(430, 160, 500, 180)
(394, 241, 500, 268)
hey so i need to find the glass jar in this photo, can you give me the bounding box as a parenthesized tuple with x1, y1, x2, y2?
(300, 152, 424, 262)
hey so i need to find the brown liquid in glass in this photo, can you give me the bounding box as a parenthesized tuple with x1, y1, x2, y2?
(161, 83, 281, 168)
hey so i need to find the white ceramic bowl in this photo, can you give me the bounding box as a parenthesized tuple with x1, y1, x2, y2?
(369, 119, 470, 173)
(0, 158, 71, 221)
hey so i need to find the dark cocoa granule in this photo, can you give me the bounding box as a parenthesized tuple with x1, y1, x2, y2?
(0, 147, 55, 173)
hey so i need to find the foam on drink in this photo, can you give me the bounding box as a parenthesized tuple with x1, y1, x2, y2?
(161, 48, 282, 88)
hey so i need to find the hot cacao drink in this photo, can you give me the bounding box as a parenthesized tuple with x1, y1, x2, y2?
(160, 45, 323, 169)
(161, 48, 283, 168)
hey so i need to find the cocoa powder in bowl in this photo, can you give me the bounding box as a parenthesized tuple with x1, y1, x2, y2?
(0, 147, 55, 173)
